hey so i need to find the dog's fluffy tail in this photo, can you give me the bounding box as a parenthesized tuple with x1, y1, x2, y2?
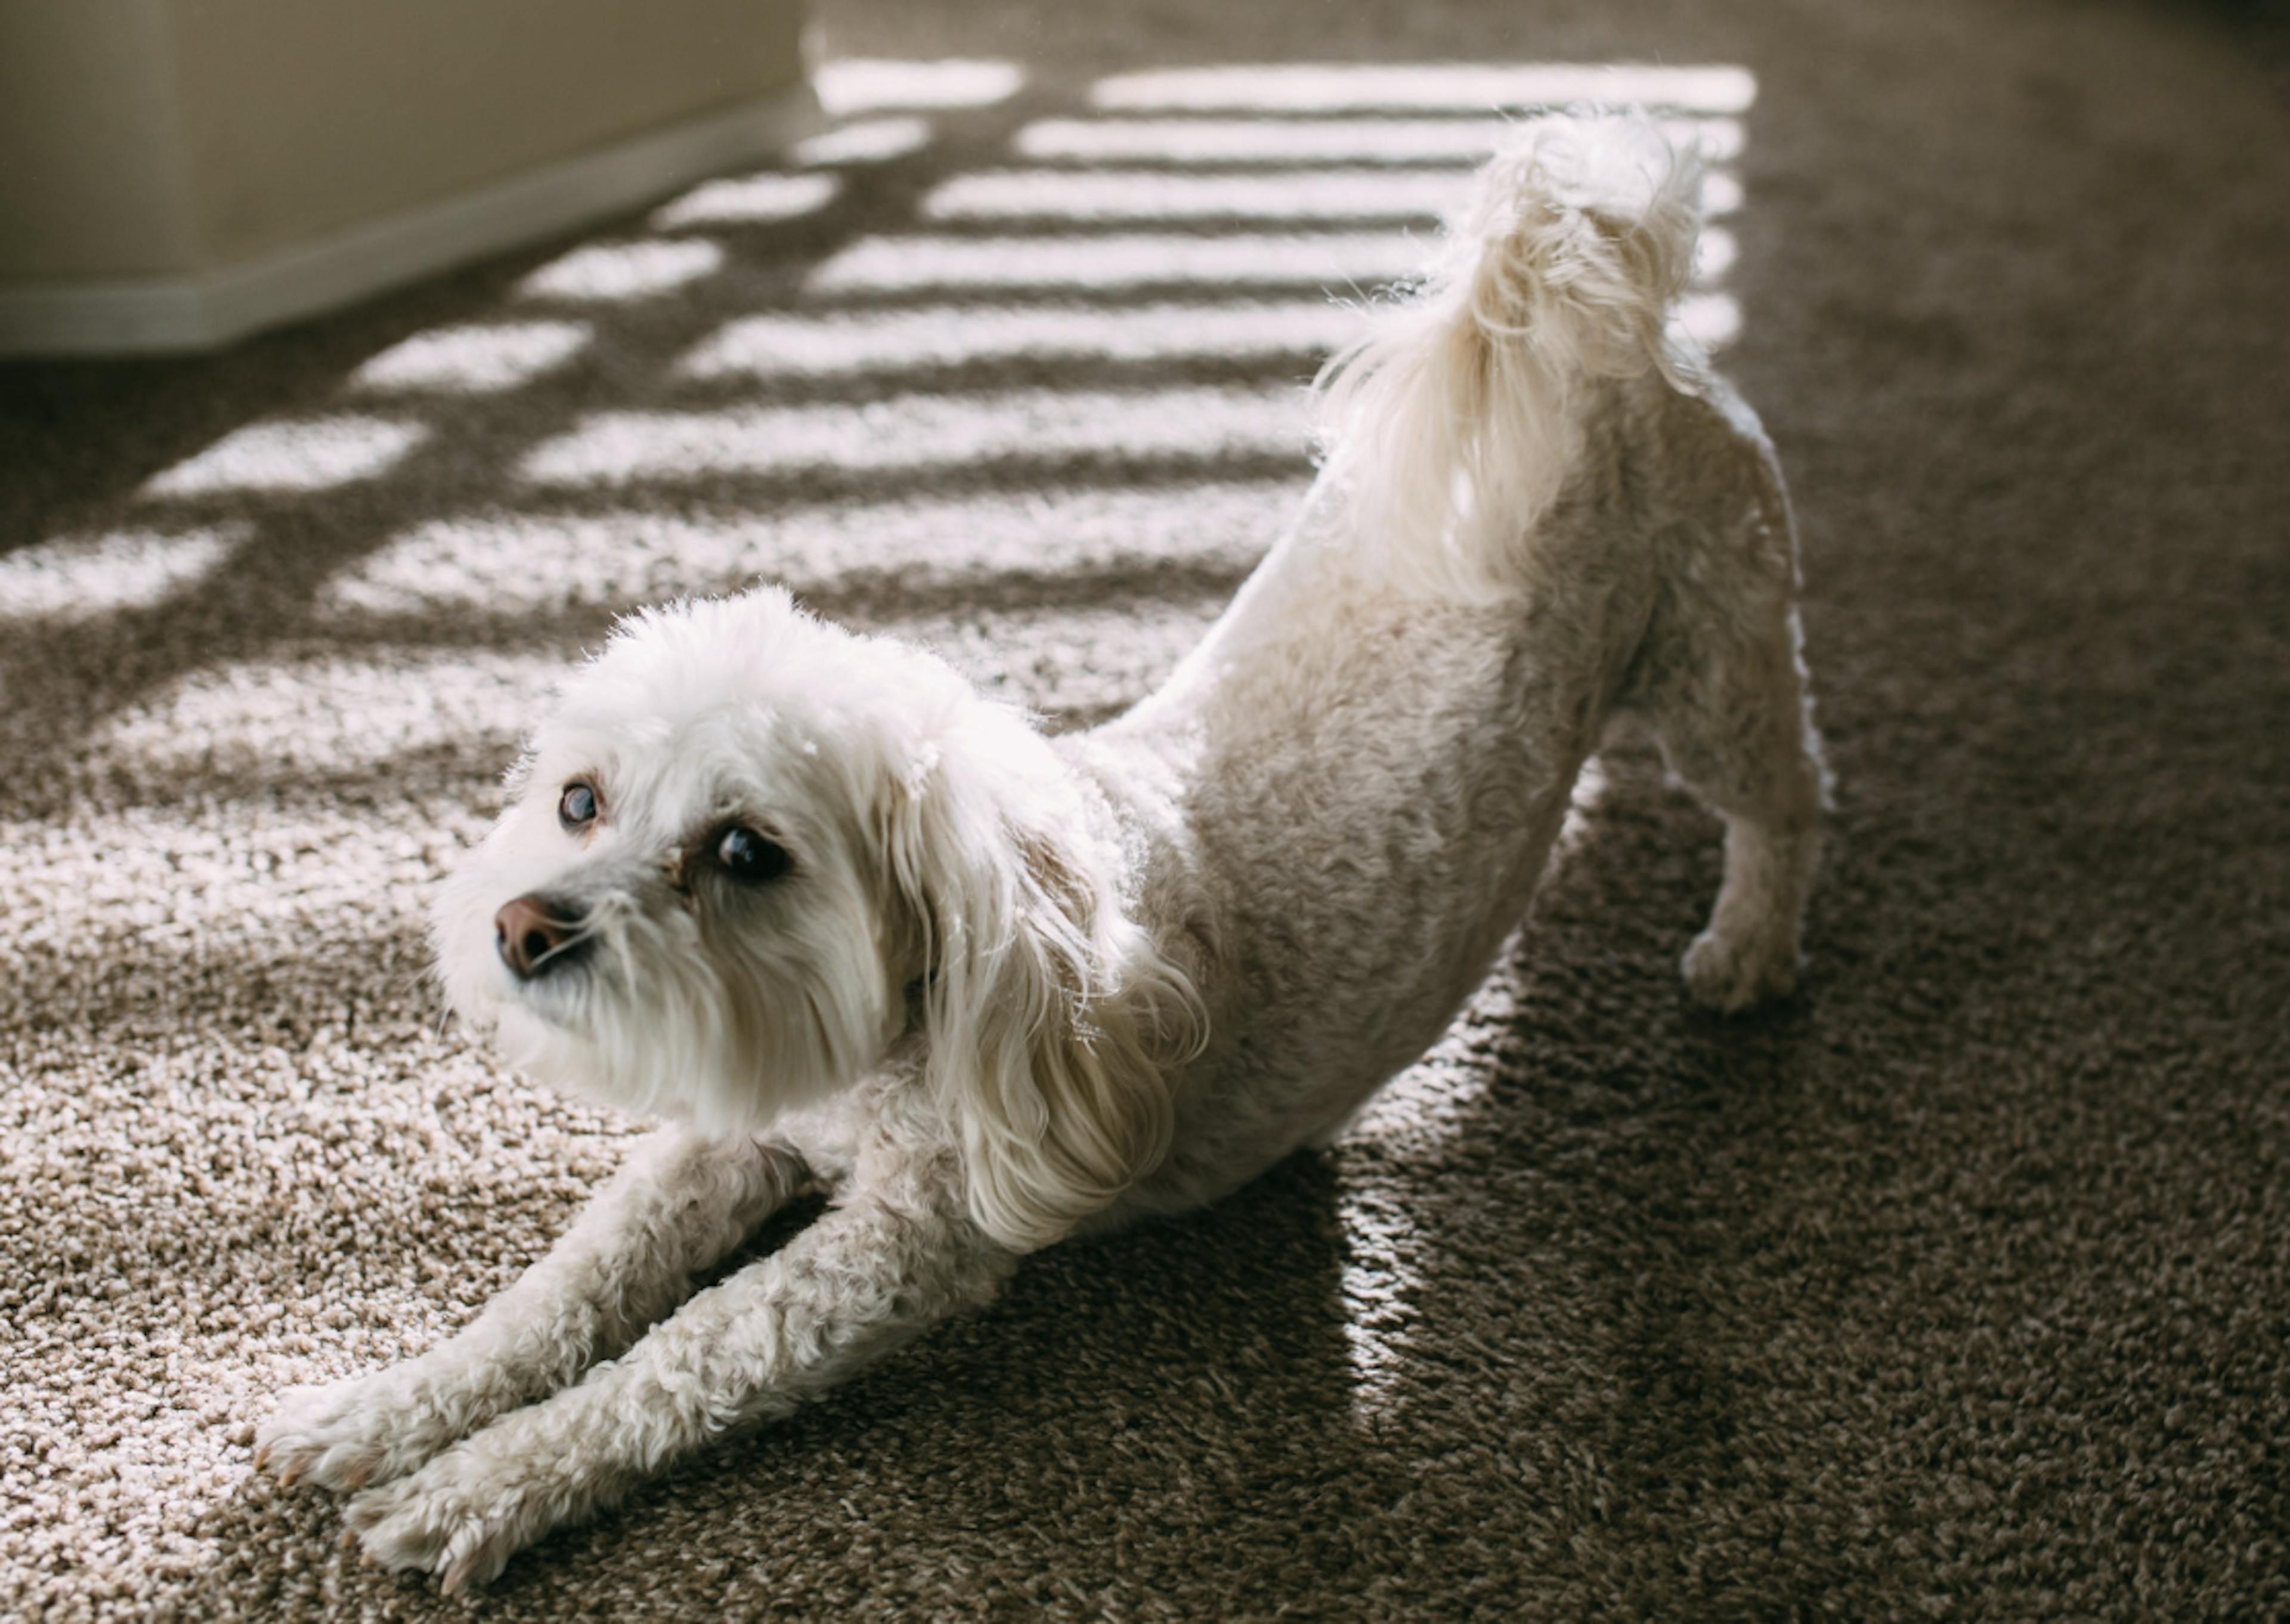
(1313, 112, 1706, 593)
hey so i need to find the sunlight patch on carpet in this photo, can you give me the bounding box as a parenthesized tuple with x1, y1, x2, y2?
(651, 172, 841, 231)
(815, 58, 1023, 116)
(893, 599, 1220, 719)
(1675, 293, 1740, 351)
(521, 385, 1310, 487)
(95, 652, 559, 782)
(1332, 1013, 1517, 1427)
(791, 116, 934, 168)
(0, 526, 243, 620)
(516, 239, 725, 302)
(1090, 63, 1756, 114)
(1701, 171, 1745, 217)
(87, 611, 1214, 795)
(1338, 1186, 1428, 1425)
(678, 301, 1365, 378)
(140, 419, 427, 497)
(806, 232, 1431, 296)
(324, 481, 1302, 616)
(0, 806, 451, 964)
(348, 321, 592, 395)
(811, 231, 1731, 299)
(922, 169, 1468, 224)
(923, 167, 1742, 225)
(1013, 115, 1744, 166)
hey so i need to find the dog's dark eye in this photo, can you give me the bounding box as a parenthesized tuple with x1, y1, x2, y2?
(715, 825, 791, 884)
(558, 781, 598, 831)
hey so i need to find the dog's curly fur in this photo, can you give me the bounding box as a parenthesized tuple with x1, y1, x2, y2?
(256, 113, 1828, 1590)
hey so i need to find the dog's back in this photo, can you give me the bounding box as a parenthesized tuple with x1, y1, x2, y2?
(1092, 115, 1827, 1221)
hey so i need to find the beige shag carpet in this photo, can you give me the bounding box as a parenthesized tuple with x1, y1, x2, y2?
(4, 0, 2286, 1618)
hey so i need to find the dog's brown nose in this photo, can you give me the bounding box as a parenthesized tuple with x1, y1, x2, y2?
(494, 894, 584, 980)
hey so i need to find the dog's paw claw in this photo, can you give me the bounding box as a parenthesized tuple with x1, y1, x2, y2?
(344, 1477, 442, 1571)
(348, 1467, 529, 1591)
(1681, 928, 1799, 1013)
(441, 1541, 515, 1598)
(255, 1375, 434, 1494)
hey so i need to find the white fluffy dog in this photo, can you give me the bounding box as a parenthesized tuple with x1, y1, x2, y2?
(256, 115, 1827, 1588)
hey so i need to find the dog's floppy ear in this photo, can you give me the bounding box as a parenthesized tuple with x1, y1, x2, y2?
(881, 716, 1205, 1252)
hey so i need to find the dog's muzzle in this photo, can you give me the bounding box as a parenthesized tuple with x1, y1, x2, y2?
(495, 893, 590, 981)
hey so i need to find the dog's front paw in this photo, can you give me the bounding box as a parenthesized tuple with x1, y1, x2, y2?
(346, 1453, 543, 1595)
(1681, 927, 1799, 1014)
(255, 1369, 451, 1493)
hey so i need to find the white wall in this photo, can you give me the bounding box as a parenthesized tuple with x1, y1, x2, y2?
(0, 4, 202, 277)
(0, 0, 813, 352)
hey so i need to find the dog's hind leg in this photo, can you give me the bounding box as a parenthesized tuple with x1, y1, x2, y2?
(1617, 485, 1830, 1012)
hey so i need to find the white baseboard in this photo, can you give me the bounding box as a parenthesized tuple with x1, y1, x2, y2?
(0, 82, 822, 358)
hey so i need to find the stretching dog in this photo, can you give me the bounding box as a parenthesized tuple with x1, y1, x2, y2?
(256, 114, 1827, 1589)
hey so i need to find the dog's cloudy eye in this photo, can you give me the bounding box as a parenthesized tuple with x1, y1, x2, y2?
(558, 781, 598, 831)
(715, 825, 791, 884)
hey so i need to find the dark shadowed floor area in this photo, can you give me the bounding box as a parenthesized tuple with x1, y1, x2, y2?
(3, 0, 2286, 1619)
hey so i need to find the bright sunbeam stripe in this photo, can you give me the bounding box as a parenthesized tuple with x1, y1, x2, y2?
(678, 301, 1367, 379)
(0, 525, 245, 618)
(791, 116, 933, 167)
(814, 58, 1023, 115)
(1090, 63, 1756, 113)
(516, 238, 725, 301)
(1338, 1184, 1428, 1425)
(651, 172, 841, 230)
(0, 808, 445, 949)
(140, 418, 428, 497)
(922, 168, 1742, 224)
(923, 169, 1466, 223)
(806, 233, 1431, 296)
(809, 229, 1732, 298)
(1675, 292, 1741, 352)
(348, 320, 592, 394)
(326, 481, 1304, 615)
(521, 385, 1309, 487)
(902, 598, 1220, 719)
(1012, 116, 1744, 166)
(95, 652, 562, 781)
(1322, 962, 1549, 1423)
(73, 601, 1214, 811)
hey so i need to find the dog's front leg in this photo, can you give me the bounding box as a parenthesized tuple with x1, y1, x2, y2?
(341, 1170, 1014, 1591)
(256, 1126, 809, 1493)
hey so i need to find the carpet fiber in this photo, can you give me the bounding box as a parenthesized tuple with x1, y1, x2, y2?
(3, 1, 2286, 1618)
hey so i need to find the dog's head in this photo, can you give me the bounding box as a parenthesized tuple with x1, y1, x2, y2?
(435, 587, 1203, 1249)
